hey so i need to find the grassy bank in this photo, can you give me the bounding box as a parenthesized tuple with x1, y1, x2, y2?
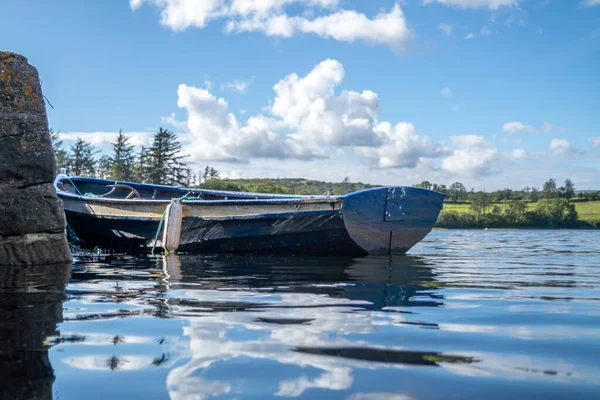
(442, 200, 600, 225)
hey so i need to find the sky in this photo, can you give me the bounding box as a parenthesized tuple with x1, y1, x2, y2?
(2, 0, 599, 190)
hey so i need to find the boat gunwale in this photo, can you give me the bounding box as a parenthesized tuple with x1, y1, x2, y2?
(54, 175, 344, 206)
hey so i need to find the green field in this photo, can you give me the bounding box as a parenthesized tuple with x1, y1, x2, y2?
(442, 200, 600, 224)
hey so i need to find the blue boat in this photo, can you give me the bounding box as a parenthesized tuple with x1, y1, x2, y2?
(54, 175, 444, 256)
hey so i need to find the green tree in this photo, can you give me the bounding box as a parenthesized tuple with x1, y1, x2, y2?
(432, 183, 447, 195)
(536, 198, 578, 227)
(543, 178, 557, 199)
(109, 130, 137, 181)
(50, 129, 68, 174)
(564, 178, 575, 200)
(470, 192, 490, 221)
(68, 138, 97, 176)
(147, 128, 188, 185)
(202, 165, 221, 181)
(415, 181, 433, 190)
(505, 200, 528, 224)
(96, 155, 113, 179)
(448, 182, 467, 202)
(135, 146, 150, 182)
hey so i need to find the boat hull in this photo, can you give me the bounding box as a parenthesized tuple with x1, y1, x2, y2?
(56, 176, 444, 256)
(64, 209, 367, 256)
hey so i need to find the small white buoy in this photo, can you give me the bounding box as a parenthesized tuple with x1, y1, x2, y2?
(162, 200, 183, 253)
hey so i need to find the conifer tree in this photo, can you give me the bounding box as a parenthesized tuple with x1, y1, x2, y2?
(96, 155, 113, 179)
(202, 165, 220, 181)
(136, 146, 150, 183)
(147, 128, 187, 186)
(68, 137, 97, 176)
(108, 130, 137, 181)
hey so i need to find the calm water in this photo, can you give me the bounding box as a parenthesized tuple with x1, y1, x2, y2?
(2, 230, 600, 399)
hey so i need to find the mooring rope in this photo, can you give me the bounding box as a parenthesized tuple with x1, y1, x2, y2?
(66, 176, 84, 196)
(151, 206, 169, 256)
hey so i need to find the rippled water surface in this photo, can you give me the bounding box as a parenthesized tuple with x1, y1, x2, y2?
(2, 230, 600, 399)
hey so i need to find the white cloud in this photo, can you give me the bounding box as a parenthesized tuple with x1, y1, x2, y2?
(423, 0, 521, 10)
(356, 122, 445, 169)
(510, 148, 527, 159)
(550, 139, 579, 156)
(150, 59, 538, 183)
(222, 79, 251, 93)
(580, 0, 600, 7)
(162, 59, 451, 173)
(441, 87, 453, 98)
(439, 23, 453, 36)
(161, 112, 188, 130)
(131, 1, 410, 50)
(175, 84, 323, 162)
(589, 136, 600, 147)
(480, 26, 491, 36)
(442, 135, 498, 177)
(502, 121, 537, 134)
(227, 4, 411, 50)
(464, 33, 476, 40)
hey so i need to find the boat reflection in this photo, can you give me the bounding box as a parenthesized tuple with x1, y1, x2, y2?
(157, 254, 457, 399)
(0, 263, 70, 400)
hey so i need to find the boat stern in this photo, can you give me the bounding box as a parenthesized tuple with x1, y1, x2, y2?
(342, 187, 444, 254)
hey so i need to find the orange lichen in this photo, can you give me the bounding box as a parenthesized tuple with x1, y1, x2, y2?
(0, 68, 12, 83)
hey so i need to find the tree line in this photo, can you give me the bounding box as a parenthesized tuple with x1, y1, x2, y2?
(414, 178, 600, 202)
(428, 178, 600, 229)
(51, 128, 194, 186)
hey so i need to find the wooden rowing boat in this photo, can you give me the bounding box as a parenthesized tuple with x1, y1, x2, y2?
(54, 175, 444, 256)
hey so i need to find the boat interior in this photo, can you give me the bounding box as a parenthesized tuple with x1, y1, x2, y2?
(55, 176, 306, 201)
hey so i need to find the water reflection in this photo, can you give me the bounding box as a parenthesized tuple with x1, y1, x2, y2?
(156, 255, 458, 398)
(0, 263, 70, 400)
(49, 230, 600, 399)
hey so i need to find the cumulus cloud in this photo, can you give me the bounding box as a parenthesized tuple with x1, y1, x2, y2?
(153, 58, 521, 181)
(423, 0, 521, 10)
(503, 122, 537, 134)
(464, 33, 476, 40)
(442, 135, 498, 177)
(589, 136, 600, 147)
(441, 87, 452, 98)
(356, 122, 446, 169)
(161, 59, 454, 173)
(131, 1, 411, 50)
(439, 23, 453, 36)
(480, 26, 491, 36)
(175, 84, 324, 162)
(550, 139, 579, 156)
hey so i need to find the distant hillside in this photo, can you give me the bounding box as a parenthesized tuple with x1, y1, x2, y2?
(200, 178, 380, 195)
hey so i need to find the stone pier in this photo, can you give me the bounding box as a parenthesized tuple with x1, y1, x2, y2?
(0, 51, 71, 265)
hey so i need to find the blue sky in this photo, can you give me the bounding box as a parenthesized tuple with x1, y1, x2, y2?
(2, 0, 599, 190)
